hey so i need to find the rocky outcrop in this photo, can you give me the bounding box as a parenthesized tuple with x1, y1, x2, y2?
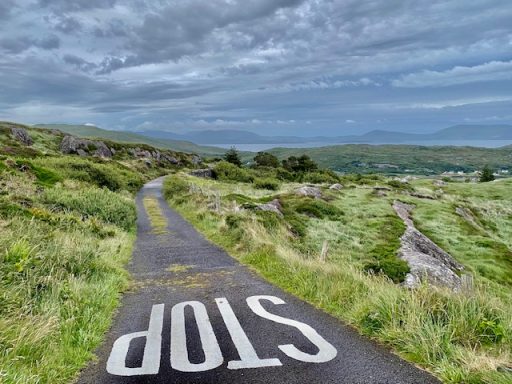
(296, 186, 322, 199)
(11, 127, 33, 146)
(128, 147, 179, 165)
(60, 135, 113, 158)
(393, 201, 464, 291)
(192, 155, 202, 165)
(189, 168, 214, 178)
(329, 183, 344, 190)
(255, 199, 283, 217)
(433, 179, 446, 187)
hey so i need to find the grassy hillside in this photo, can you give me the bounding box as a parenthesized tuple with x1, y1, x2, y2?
(266, 144, 512, 174)
(0, 122, 191, 383)
(164, 169, 512, 383)
(35, 123, 226, 156)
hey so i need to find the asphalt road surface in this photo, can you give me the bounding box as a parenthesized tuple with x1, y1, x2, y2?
(77, 177, 440, 384)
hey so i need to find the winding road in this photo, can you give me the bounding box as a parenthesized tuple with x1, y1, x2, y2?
(77, 177, 440, 384)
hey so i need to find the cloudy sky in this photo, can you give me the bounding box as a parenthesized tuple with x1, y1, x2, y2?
(0, 0, 511, 136)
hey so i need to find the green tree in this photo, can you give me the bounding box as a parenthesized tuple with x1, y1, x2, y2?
(282, 155, 318, 172)
(479, 165, 495, 182)
(254, 151, 280, 168)
(224, 147, 242, 167)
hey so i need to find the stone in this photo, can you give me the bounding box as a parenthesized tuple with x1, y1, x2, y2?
(374, 186, 392, 192)
(255, 199, 283, 217)
(60, 135, 88, 154)
(296, 186, 322, 199)
(192, 155, 202, 165)
(94, 141, 113, 158)
(329, 183, 343, 190)
(433, 179, 446, 187)
(393, 200, 464, 291)
(59, 135, 112, 158)
(189, 168, 214, 178)
(11, 127, 33, 146)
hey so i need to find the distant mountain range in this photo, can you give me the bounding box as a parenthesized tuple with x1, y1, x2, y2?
(136, 125, 512, 144)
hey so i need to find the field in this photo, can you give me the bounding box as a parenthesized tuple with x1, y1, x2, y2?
(266, 144, 512, 174)
(163, 170, 512, 383)
(0, 123, 190, 383)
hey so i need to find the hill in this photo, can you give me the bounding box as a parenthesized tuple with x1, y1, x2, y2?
(134, 124, 512, 145)
(265, 144, 512, 174)
(34, 124, 226, 156)
(0, 121, 198, 382)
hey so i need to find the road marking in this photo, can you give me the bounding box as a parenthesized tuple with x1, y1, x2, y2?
(106, 296, 337, 376)
(215, 297, 282, 369)
(247, 296, 338, 363)
(170, 301, 223, 372)
(106, 303, 164, 376)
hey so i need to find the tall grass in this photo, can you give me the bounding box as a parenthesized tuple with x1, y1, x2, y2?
(164, 174, 512, 383)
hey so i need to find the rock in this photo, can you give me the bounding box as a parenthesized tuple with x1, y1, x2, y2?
(189, 168, 214, 178)
(374, 186, 392, 192)
(11, 127, 33, 145)
(409, 192, 435, 200)
(296, 186, 322, 199)
(393, 200, 464, 291)
(375, 190, 387, 197)
(93, 141, 113, 158)
(192, 155, 202, 165)
(433, 180, 446, 187)
(162, 154, 179, 165)
(255, 199, 283, 217)
(329, 183, 344, 190)
(59, 135, 112, 158)
(60, 135, 87, 154)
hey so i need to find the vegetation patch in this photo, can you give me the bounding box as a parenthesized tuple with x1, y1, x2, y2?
(164, 172, 512, 384)
(143, 196, 168, 234)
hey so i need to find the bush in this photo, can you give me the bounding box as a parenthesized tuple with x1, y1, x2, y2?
(275, 167, 294, 181)
(254, 152, 279, 168)
(43, 186, 136, 230)
(301, 170, 340, 184)
(224, 147, 242, 167)
(163, 177, 189, 198)
(214, 161, 254, 183)
(31, 157, 144, 193)
(363, 259, 410, 283)
(294, 198, 344, 219)
(254, 178, 279, 190)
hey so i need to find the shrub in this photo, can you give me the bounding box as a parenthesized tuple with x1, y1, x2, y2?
(254, 178, 279, 190)
(43, 186, 136, 230)
(163, 177, 189, 198)
(276, 167, 294, 181)
(294, 199, 344, 219)
(224, 147, 242, 167)
(214, 161, 254, 183)
(16, 160, 62, 187)
(301, 170, 340, 184)
(363, 259, 410, 283)
(479, 165, 495, 182)
(254, 152, 280, 168)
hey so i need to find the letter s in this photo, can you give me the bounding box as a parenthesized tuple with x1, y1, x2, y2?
(247, 296, 337, 363)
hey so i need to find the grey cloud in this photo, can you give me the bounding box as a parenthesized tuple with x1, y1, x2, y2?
(54, 16, 82, 33)
(0, 34, 60, 53)
(1, 0, 512, 133)
(38, 0, 117, 12)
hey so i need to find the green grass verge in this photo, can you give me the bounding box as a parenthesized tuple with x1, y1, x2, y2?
(163, 173, 512, 384)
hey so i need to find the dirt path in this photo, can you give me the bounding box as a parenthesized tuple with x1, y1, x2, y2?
(77, 177, 440, 384)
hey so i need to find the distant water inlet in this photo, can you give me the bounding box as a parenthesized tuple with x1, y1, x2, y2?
(213, 140, 512, 152)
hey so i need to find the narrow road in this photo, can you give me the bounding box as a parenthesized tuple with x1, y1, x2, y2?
(77, 177, 440, 384)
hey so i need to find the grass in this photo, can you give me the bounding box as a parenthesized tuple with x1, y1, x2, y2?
(163, 172, 512, 384)
(143, 196, 168, 234)
(0, 122, 192, 383)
